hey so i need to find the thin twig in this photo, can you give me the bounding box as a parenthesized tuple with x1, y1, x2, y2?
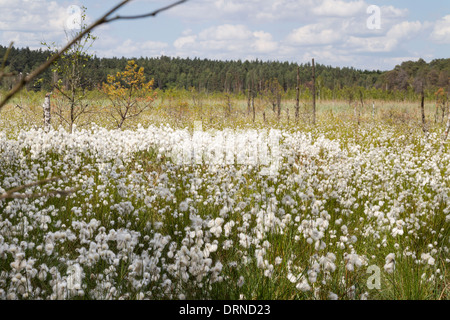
(105, 0, 187, 22)
(1, 176, 60, 195)
(0, 176, 78, 200)
(1, 188, 80, 200)
(0, 0, 188, 110)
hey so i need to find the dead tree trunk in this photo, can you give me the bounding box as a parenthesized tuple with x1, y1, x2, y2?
(43, 92, 51, 130)
(251, 77, 256, 123)
(421, 87, 427, 134)
(276, 92, 281, 121)
(252, 95, 255, 123)
(247, 88, 251, 116)
(359, 89, 364, 109)
(295, 66, 300, 122)
(312, 58, 316, 125)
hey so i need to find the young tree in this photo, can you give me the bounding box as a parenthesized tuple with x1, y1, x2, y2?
(264, 78, 283, 119)
(435, 88, 448, 124)
(343, 86, 356, 109)
(42, 6, 97, 133)
(421, 85, 427, 134)
(102, 60, 157, 128)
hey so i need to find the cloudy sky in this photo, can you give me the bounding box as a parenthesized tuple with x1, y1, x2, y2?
(0, 0, 449, 71)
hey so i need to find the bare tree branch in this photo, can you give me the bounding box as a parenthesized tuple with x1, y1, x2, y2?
(0, 176, 79, 200)
(104, 0, 187, 22)
(1, 188, 80, 200)
(0, 0, 188, 110)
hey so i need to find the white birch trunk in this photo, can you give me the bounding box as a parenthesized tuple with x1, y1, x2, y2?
(43, 93, 51, 130)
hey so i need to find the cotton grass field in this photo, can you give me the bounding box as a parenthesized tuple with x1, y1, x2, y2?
(0, 99, 449, 300)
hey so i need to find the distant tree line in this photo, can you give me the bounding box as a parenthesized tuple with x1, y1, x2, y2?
(1, 44, 449, 101)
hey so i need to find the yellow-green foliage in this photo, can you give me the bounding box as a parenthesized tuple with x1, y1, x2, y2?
(102, 60, 157, 128)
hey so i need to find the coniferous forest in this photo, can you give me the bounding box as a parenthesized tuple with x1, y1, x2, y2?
(1, 44, 449, 101)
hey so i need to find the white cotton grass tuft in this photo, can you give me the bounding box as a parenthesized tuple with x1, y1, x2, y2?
(0, 122, 448, 300)
(328, 292, 338, 300)
(296, 280, 311, 292)
(237, 276, 245, 288)
(420, 253, 435, 266)
(384, 253, 396, 274)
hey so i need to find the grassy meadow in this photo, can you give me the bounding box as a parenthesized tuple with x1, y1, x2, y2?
(0, 92, 449, 300)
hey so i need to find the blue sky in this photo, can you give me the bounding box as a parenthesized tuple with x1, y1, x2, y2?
(0, 0, 449, 71)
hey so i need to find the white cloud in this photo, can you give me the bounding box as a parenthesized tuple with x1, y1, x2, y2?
(213, 0, 247, 14)
(312, 0, 366, 17)
(0, 0, 444, 72)
(343, 21, 422, 53)
(0, 0, 94, 49)
(174, 35, 197, 50)
(286, 19, 423, 54)
(252, 31, 278, 53)
(387, 21, 422, 40)
(350, 20, 421, 51)
(168, 1, 430, 69)
(0, 31, 44, 50)
(345, 36, 398, 53)
(431, 15, 450, 44)
(287, 24, 343, 46)
(173, 24, 279, 60)
(381, 5, 409, 19)
(199, 25, 252, 41)
(0, 0, 68, 33)
(167, 0, 327, 23)
(93, 36, 168, 58)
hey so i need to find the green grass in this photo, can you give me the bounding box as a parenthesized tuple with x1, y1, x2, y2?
(0, 96, 449, 300)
